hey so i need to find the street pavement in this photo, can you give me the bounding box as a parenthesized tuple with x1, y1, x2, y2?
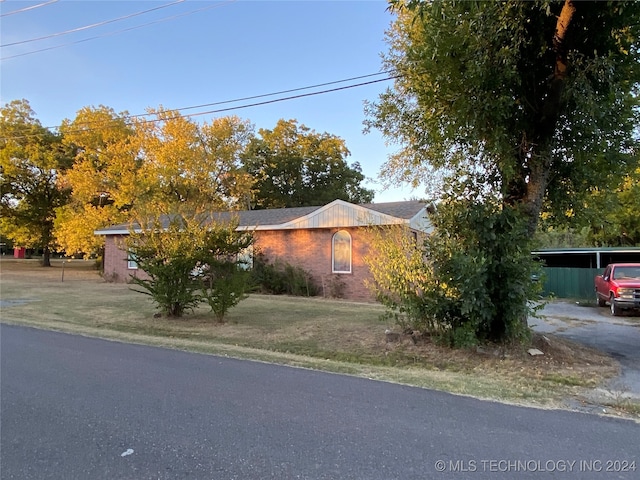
(2, 324, 638, 479)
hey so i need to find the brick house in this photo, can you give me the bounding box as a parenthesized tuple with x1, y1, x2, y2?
(94, 199, 432, 301)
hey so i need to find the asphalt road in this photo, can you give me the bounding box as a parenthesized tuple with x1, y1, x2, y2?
(1, 324, 638, 480)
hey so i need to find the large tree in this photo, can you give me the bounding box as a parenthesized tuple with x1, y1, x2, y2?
(586, 166, 640, 246)
(134, 109, 255, 213)
(365, 0, 639, 341)
(56, 105, 137, 256)
(0, 100, 72, 266)
(243, 119, 374, 209)
(57, 107, 255, 256)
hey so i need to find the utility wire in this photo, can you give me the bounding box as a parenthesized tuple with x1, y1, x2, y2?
(2, 0, 185, 47)
(1, 0, 236, 60)
(3, 73, 398, 140)
(157, 76, 398, 122)
(0, 0, 58, 18)
(125, 72, 393, 120)
(62, 76, 398, 133)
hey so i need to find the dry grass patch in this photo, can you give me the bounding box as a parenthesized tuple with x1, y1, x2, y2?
(0, 258, 633, 418)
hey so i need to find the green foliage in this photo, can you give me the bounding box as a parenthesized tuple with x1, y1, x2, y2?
(251, 253, 318, 296)
(364, 225, 438, 334)
(57, 107, 255, 257)
(243, 119, 374, 208)
(199, 261, 250, 322)
(366, 203, 541, 347)
(534, 224, 590, 249)
(586, 168, 640, 246)
(365, 0, 639, 343)
(250, 253, 288, 294)
(55, 105, 136, 257)
(425, 199, 540, 345)
(127, 217, 202, 317)
(370, 1, 639, 213)
(0, 100, 72, 266)
(126, 213, 253, 318)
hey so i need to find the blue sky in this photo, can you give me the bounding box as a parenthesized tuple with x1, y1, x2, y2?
(1, 0, 419, 203)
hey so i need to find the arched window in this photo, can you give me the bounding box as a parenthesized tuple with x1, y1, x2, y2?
(332, 230, 351, 273)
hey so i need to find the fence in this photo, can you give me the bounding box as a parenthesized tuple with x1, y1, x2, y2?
(540, 267, 603, 299)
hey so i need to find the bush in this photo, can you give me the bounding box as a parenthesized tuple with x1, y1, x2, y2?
(126, 213, 253, 318)
(200, 261, 250, 322)
(130, 253, 202, 317)
(251, 254, 318, 296)
(365, 201, 542, 347)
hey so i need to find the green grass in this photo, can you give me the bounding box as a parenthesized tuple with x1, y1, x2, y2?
(1, 258, 637, 419)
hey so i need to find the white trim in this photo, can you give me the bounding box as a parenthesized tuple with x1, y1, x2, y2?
(127, 256, 138, 270)
(332, 230, 352, 274)
(96, 228, 132, 235)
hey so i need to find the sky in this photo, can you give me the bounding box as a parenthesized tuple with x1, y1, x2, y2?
(1, 0, 420, 203)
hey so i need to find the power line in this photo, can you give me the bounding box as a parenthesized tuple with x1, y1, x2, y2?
(1, 0, 185, 47)
(0, 0, 58, 18)
(3, 73, 398, 140)
(1, 0, 236, 60)
(62, 75, 398, 132)
(125, 72, 393, 120)
(160, 76, 397, 121)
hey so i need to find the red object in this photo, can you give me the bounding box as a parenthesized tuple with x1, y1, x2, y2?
(595, 263, 640, 315)
(13, 247, 26, 259)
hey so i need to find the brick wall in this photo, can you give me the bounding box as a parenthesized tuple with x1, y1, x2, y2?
(103, 235, 149, 283)
(102, 226, 389, 301)
(254, 227, 376, 301)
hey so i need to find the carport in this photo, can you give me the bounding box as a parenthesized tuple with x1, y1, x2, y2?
(533, 247, 640, 299)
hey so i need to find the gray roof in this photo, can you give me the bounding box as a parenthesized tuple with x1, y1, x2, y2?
(361, 201, 427, 219)
(95, 200, 428, 234)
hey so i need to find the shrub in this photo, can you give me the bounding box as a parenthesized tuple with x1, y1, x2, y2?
(322, 274, 346, 298)
(200, 261, 250, 322)
(365, 201, 542, 347)
(126, 213, 253, 318)
(251, 254, 318, 296)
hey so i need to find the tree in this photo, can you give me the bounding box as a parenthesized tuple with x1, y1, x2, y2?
(0, 100, 72, 266)
(586, 167, 640, 246)
(243, 119, 374, 208)
(56, 105, 138, 256)
(56, 107, 255, 256)
(126, 212, 253, 318)
(365, 1, 639, 342)
(134, 109, 255, 213)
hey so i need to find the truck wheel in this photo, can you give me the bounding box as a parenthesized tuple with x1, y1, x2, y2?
(596, 292, 606, 307)
(610, 294, 622, 316)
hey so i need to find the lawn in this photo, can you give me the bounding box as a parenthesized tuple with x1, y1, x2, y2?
(1, 257, 635, 418)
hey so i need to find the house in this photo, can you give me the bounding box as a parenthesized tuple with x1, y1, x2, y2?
(94, 199, 433, 301)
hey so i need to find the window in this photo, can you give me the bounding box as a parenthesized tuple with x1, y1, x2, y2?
(238, 245, 254, 270)
(332, 230, 351, 273)
(127, 254, 138, 270)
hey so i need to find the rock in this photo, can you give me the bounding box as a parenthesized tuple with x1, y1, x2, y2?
(528, 348, 544, 356)
(385, 329, 401, 343)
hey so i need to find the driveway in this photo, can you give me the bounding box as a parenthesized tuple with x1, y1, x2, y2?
(531, 301, 640, 400)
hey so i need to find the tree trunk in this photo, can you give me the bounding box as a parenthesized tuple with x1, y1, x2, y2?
(42, 246, 51, 267)
(513, 0, 577, 237)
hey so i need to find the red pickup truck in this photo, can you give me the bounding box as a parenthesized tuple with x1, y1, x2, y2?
(595, 263, 640, 316)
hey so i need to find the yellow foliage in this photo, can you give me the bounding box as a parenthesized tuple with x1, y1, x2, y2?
(363, 224, 432, 300)
(54, 204, 127, 257)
